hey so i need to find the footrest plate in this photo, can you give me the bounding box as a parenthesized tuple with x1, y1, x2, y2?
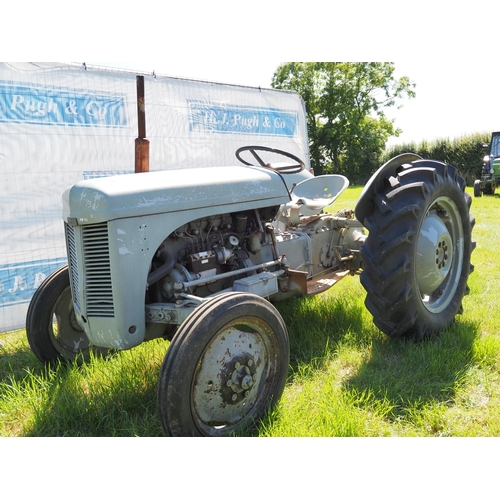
(307, 270, 350, 295)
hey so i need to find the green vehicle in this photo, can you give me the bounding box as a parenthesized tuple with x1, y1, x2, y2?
(474, 131, 500, 196)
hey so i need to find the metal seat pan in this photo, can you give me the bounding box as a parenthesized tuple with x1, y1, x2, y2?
(291, 174, 349, 215)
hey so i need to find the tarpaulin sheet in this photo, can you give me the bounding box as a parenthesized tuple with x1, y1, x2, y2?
(0, 62, 309, 332)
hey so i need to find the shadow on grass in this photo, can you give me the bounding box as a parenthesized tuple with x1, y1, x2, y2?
(0, 331, 49, 382)
(274, 290, 369, 381)
(271, 289, 480, 432)
(342, 319, 479, 421)
(26, 351, 165, 437)
(0, 336, 167, 437)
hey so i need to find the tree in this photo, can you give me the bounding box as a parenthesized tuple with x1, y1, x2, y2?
(271, 62, 415, 181)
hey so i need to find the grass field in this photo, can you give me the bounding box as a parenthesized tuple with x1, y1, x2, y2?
(1, 186, 499, 437)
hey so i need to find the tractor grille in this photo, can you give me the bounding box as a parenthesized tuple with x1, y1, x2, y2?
(65, 222, 115, 318)
(82, 223, 114, 317)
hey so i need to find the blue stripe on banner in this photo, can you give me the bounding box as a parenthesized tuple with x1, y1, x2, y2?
(0, 257, 68, 307)
(0, 82, 128, 128)
(188, 101, 298, 137)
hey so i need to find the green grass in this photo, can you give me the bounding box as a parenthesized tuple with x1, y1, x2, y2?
(1, 186, 500, 437)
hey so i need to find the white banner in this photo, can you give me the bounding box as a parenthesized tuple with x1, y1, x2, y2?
(0, 62, 310, 332)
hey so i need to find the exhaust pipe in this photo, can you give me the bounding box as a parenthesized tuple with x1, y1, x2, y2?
(135, 74, 149, 173)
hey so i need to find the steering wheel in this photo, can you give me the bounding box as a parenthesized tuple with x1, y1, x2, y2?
(235, 146, 305, 174)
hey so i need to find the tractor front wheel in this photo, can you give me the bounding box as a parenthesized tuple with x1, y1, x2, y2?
(26, 266, 110, 363)
(157, 292, 289, 436)
(474, 179, 482, 197)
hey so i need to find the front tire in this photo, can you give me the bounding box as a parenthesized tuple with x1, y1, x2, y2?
(474, 179, 482, 197)
(26, 266, 110, 363)
(157, 292, 289, 436)
(360, 160, 475, 340)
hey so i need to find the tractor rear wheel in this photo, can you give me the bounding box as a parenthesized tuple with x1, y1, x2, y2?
(483, 182, 494, 195)
(360, 160, 475, 340)
(157, 292, 289, 436)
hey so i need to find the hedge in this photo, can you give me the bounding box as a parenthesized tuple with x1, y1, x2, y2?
(381, 132, 492, 186)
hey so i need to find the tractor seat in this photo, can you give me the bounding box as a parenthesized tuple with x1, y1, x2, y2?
(290, 174, 349, 216)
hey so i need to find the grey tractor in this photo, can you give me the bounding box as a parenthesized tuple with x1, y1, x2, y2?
(26, 146, 475, 436)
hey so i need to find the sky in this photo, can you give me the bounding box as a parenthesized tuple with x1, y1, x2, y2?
(6, 1, 499, 149)
(87, 59, 500, 148)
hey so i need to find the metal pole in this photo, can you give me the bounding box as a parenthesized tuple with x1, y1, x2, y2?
(135, 75, 150, 173)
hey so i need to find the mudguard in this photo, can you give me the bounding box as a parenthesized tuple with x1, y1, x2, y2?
(354, 153, 422, 225)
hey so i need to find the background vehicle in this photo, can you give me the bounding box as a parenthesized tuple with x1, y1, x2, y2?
(26, 146, 475, 436)
(474, 131, 500, 196)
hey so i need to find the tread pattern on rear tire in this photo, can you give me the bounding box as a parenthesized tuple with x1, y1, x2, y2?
(359, 161, 475, 340)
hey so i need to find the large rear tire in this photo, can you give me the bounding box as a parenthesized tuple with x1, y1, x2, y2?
(483, 182, 494, 195)
(26, 266, 110, 363)
(157, 292, 289, 436)
(360, 160, 475, 340)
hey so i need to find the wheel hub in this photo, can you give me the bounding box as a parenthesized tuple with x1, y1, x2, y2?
(222, 355, 257, 404)
(416, 211, 454, 295)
